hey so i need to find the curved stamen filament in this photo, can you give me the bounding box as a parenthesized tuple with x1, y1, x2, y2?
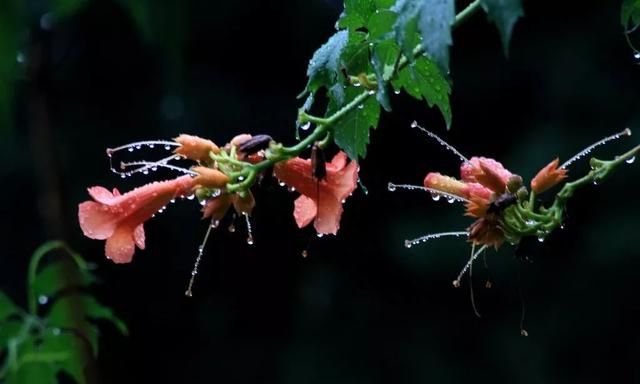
(185, 218, 218, 297)
(111, 154, 176, 175)
(454, 244, 488, 285)
(404, 231, 469, 248)
(410, 121, 470, 164)
(560, 128, 632, 170)
(119, 159, 198, 176)
(106, 140, 180, 156)
(388, 182, 470, 203)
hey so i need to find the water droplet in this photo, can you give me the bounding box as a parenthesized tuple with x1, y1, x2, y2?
(387, 182, 396, 192)
(301, 122, 311, 131)
(238, 176, 245, 181)
(135, 145, 142, 150)
(431, 193, 441, 202)
(142, 170, 149, 175)
(404, 240, 412, 248)
(38, 295, 48, 305)
(16, 52, 25, 64)
(185, 290, 193, 297)
(279, 181, 286, 187)
(288, 186, 296, 192)
(394, 89, 401, 95)
(120, 174, 126, 179)
(149, 144, 155, 148)
(170, 199, 176, 203)
(151, 166, 158, 171)
(197, 245, 204, 255)
(200, 200, 207, 206)
(446, 196, 456, 204)
(485, 281, 492, 289)
(626, 156, 635, 164)
(634, 52, 640, 60)
(520, 329, 529, 337)
(367, 90, 375, 95)
(353, 82, 362, 88)
(52, 328, 61, 335)
(357, 104, 364, 110)
(411, 121, 418, 128)
(537, 236, 545, 243)
(186, 194, 195, 200)
(452, 280, 461, 288)
(246, 236, 254, 245)
(593, 179, 599, 185)
(165, 145, 171, 150)
(228, 224, 236, 233)
(560, 224, 565, 230)
(301, 250, 308, 258)
(211, 220, 220, 228)
(316, 233, 324, 238)
(128, 147, 134, 152)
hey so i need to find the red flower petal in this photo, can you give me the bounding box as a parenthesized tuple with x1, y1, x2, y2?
(294, 195, 317, 228)
(105, 226, 136, 263)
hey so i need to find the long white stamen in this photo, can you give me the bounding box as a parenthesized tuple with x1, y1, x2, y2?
(404, 231, 469, 248)
(468, 243, 481, 318)
(560, 128, 632, 169)
(106, 140, 180, 156)
(454, 244, 488, 284)
(119, 159, 198, 176)
(185, 218, 219, 297)
(411, 121, 470, 164)
(388, 182, 470, 203)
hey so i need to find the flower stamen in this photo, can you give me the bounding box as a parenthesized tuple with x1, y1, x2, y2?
(560, 128, 632, 169)
(410, 121, 470, 164)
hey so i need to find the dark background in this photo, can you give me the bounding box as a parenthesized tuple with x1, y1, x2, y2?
(2, 0, 640, 382)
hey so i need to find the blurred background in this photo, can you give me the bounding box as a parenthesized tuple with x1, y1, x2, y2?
(1, 0, 640, 382)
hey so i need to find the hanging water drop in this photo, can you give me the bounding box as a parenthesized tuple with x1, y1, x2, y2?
(357, 104, 364, 110)
(164, 145, 171, 150)
(38, 295, 48, 305)
(301, 122, 311, 131)
(431, 193, 441, 202)
(279, 181, 286, 187)
(148, 144, 155, 148)
(228, 224, 236, 233)
(394, 89, 401, 95)
(537, 236, 545, 243)
(186, 194, 195, 200)
(446, 196, 456, 204)
(211, 220, 220, 228)
(626, 156, 635, 164)
(128, 147, 134, 152)
(387, 182, 397, 192)
(452, 280, 461, 288)
(404, 240, 412, 248)
(316, 233, 324, 238)
(367, 90, 375, 95)
(634, 52, 640, 60)
(301, 250, 308, 258)
(411, 121, 418, 128)
(288, 186, 296, 192)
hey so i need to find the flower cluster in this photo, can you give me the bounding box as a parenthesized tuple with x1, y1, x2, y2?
(78, 134, 359, 263)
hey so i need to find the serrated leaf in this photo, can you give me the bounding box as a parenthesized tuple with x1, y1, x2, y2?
(0, 291, 20, 321)
(367, 9, 397, 41)
(394, 57, 451, 128)
(622, 0, 640, 27)
(327, 88, 381, 159)
(480, 0, 523, 54)
(392, 0, 455, 73)
(338, 0, 377, 29)
(32, 259, 94, 301)
(341, 31, 370, 76)
(305, 30, 349, 93)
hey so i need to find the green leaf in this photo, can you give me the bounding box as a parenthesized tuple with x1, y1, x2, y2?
(338, 0, 377, 29)
(305, 30, 349, 94)
(0, 319, 22, 349)
(392, 0, 455, 73)
(480, 0, 523, 54)
(393, 56, 452, 128)
(39, 330, 90, 384)
(341, 31, 370, 77)
(32, 259, 94, 301)
(371, 47, 392, 111)
(367, 9, 397, 41)
(374, 0, 395, 9)
(622, 0, 640, 27)
(327, 88, 381, 159)
(48, 294, 128, 340)
(6, 362, 57, 384)
(0, 291, 20, 321)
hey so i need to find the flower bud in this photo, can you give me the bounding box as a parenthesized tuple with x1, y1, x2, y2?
(192, 167, 229, 188)
(506, 175, 523, 193)
(174, 134, 220, 162)
(531, 158, 567, 194)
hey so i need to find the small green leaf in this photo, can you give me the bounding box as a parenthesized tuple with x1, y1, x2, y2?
(374, 0, 395, 9)
(480, 0, 523, 54)
(0, 291, 20, 321)
(327, 88, 381, 159)
(392, 0, 455, 73)
(6, 362, 57, 384)
(394, 56, 452, 128)
(338, 0, 377, 29)
(32, 259, 94, 300)
(305, 30, 349, 93)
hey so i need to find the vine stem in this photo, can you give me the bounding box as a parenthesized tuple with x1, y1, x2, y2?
(225, 0, 483, 192)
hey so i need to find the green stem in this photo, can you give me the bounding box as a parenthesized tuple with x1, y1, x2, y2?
(224, 0, 483, 193)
